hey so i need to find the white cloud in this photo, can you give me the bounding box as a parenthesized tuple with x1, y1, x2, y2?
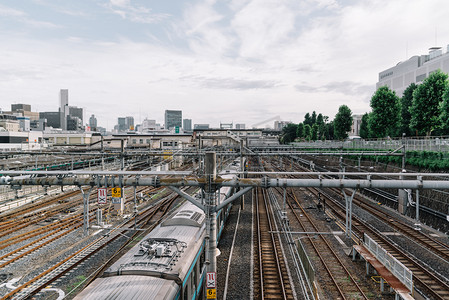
(106, 0, 170, 24)
(0, 3, 60, 28)
(0, 4, 26, 17)
(2, 0, 449, 128)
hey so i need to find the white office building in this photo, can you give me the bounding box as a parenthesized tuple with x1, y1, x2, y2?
(377, 44, 449, 97)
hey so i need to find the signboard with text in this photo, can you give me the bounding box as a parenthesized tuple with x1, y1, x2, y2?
(97, 188, 107, 204)
(111, 187, 121, 198)
(206, 272, 216, 288)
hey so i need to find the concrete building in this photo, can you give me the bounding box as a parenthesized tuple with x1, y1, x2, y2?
(9, 104, 39, 122)
(89, 114, 97, 130)
(0, 131, 42, 150)
(67, 106, 83, 131)
(165, 110, 182, 130)
(274, 121, 291, 131)
(115, 116, 134, 132)
(194, 124, 210, 130)
(40, 111, 61, 129)
(11, 104, 31, 112)
(220, 122, 233, 129)
(141, 119, 162, 132)
(126, 116, 134, 130)
(183, 119, 192, 131)
(350, 114, 363, 137)
(235, 123, 245, 129)
(377, 44, 449, 97)
(0, 114, 20, 132)
(16, 117, 30, 132)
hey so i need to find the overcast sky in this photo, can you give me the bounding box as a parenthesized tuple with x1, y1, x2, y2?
(1, 0, 449, 130)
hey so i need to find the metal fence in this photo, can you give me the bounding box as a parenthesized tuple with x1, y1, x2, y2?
(364, 233, 413, 292)
(292, 137, 449, 152)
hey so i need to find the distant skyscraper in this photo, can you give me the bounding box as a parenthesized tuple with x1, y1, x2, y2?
(235, 123, 245, 129)
(40, 111, 61, 128)
(183, 119, 192, 131)
(165, 110, 182, 130)
(117, 117, 126, 132)
(89, 114, 97, 130)
(59, 89, 69, 130)
(11, 104, 31, 112)
(126, 116, 134, 130)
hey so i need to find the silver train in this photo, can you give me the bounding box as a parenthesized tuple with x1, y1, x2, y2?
(75, 160, 242, 300)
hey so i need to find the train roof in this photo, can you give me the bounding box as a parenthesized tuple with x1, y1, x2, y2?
(104, 202, 205, 280)
(74, 275, 178, 300)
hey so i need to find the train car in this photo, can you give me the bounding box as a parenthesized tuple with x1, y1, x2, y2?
(75, 161, 241, 300)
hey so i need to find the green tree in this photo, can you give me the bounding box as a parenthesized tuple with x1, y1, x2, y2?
(304, 113, 312, 126)
(311, 124, 319, 140)
(410, 70, 449, 136)
(359, 113, 370, 139)
(311, 111, 317, 125)
(334, 105, 352, 140)
(325, 121, 334, 140)
(316, 113, 324, 126)
(368, 86, 400, 138)
(400, 83, 417, 136)
(438, 87, 449, 134)
(280, 123, 298, 144)
(296, 123, 305, 138)
(304, 124, 311, 140)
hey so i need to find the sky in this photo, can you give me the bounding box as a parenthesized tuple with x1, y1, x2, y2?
(1, 0, 449, 130)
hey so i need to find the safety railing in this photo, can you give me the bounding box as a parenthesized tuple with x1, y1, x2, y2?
(364, 233, 413, 292)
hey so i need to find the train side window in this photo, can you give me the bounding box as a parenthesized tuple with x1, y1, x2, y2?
(200, 248, 205, 270)
(183, 285, 188, 300)
(192, 266, 197, 296)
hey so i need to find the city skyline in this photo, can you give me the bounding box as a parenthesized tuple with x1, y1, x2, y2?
(1, 0, 449, 130)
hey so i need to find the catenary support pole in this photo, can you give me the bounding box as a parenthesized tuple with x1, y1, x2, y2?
(80, 186, 93, 236)
(343, 189, 357, 239)
(205, 152, 217, 299)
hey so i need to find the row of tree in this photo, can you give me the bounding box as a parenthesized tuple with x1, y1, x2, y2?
(280, 105, 353, 143)
(361, 69, 449, 138)
(281, 69, 449, 143)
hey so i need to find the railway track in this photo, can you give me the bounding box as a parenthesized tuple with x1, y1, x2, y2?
(285, 157, 449, 299)
(1, 191, 179, 300)
(284, 188, 369, 299)
(254, 187, 294, 299)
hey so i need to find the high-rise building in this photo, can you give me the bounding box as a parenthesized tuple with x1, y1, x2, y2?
(126, 116, 134, 130)
(117, 117, 127, 132)
(377, 44, 449, 97)
(11, 104, 31, 112)
(40, 112, 61, 128)
(235, 123, 245, 129)
(165, 110, 182, 130)
(115, 116, 134, 132)
(183, 119, 192, 131)
(89, 114, 97, 130)
(59, 89, 69, 130)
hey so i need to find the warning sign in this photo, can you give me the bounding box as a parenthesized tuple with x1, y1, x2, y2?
(206, 272, 216, 288)
(97, 188, 107, 204)
(111, 187, 121, 198)
(206, 289, 216, 299)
